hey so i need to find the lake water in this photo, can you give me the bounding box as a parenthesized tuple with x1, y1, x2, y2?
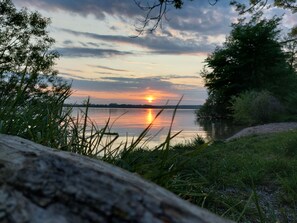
(72, 107, 243, 148)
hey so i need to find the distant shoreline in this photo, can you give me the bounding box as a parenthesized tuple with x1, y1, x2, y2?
(64, 104, 201, 110)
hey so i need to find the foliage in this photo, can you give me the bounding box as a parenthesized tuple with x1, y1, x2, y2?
(198, 16, 296, 118)
(231, 90, 284, 125)
(231, 0, 297, 14)
(113, 130, 297, 222)
(283, 92, 297, 117)
(0, 0, 71, 147)
(195, 92, 229, 119)
(283, 29, 297, 73)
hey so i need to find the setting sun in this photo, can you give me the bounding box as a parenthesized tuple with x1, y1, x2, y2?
(146, 96, 154, 103)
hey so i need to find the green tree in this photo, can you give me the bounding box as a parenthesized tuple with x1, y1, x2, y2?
(198, 16, 296, 118)
(0, 0, 71, 146)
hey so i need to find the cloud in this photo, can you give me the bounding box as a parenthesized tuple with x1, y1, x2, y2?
(63, 40, 73, 45)
(165, 1, 235, 35)
(13, 0, 142, 19)
(98, 76, 175, 91)
(58, 67, 83, 73)
(62, 39, 103, 48)
(58, 28, 214, 55)
(95, 71, 121, 76)
(59, 72, 91, 80)
(90, 65, 128, 72)
(65, 75, 202, 93)
(14, 0, 235, 36)
(55, 47, 133, 58)
(154, 74, 200, 80)
(66, 75, 207, 105)
(86, 42, 101, 47)
(60, 72, 207, 104)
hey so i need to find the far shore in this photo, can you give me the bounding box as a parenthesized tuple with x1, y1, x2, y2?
(64, 103, 202, 110)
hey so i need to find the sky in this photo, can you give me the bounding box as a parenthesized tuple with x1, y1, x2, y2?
(12, 0, 297, 105)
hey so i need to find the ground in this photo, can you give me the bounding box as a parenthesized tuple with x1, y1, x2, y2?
(226, 122, 297, 141)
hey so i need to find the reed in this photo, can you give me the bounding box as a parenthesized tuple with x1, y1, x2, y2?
(64, 100, 185, 159)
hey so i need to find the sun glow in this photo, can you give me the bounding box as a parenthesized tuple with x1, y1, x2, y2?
(146, 109, 154, 124)
(146, 96, 154, 103)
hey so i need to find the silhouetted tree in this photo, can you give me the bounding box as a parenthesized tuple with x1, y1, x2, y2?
(0, 0, 71, 143)
(198, 16, 297, 118)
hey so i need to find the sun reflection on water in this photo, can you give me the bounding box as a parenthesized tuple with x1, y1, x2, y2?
(146, 108, 154, 125)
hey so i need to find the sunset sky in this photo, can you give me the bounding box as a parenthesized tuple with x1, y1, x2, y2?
(12, 0, 296, 105)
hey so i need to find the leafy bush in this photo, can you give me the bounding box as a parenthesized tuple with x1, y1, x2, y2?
(231, 90, 284, 125)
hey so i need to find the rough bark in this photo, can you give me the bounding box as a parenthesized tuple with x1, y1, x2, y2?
(0, 134, 234, 223)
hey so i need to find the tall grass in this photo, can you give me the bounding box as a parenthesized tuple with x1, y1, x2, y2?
(0, 90, 178, 158)
(113, 130, 297, 222)
(59, 98, 170, 158)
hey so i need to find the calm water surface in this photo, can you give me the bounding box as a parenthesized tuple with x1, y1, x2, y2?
(73, 107, 243, 148)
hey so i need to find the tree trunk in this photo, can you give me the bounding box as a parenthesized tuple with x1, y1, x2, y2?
(0, 134, 234, 223)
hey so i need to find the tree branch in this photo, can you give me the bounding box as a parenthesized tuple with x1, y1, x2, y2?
(134, 0, 297, 35)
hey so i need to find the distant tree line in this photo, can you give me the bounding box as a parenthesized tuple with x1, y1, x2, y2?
(65, 103, 201, 109)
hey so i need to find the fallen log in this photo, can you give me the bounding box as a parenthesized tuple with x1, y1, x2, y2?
(0, 134, 234, 223)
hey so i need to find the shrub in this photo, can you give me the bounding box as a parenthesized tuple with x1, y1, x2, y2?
(231, 90, 284, 125)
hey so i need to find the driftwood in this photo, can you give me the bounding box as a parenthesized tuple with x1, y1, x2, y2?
(0, 134, 234, 223)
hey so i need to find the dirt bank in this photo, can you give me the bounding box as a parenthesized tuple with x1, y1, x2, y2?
(226, 122, 297, 141)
